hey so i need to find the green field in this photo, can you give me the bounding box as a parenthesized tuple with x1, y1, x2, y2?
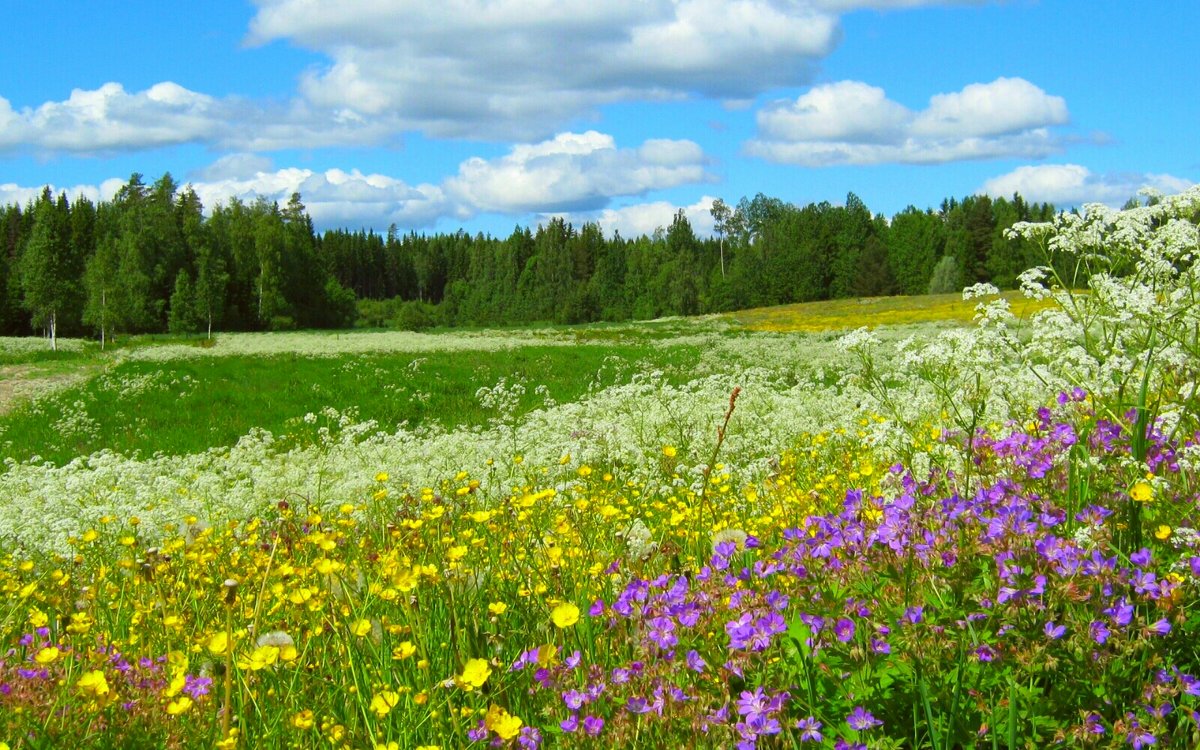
(1, 199, 1199, 750)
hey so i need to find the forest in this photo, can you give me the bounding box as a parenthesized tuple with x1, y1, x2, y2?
(0, 172, 1060, 343)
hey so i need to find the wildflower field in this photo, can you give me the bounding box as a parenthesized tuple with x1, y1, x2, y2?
(1, 191, 1199, 749)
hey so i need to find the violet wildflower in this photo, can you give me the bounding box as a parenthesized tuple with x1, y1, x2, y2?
(517, 726, 542, 749)
(626, 697, 650, 714)
(562, 689, 585, 711)
(582, 716, 604, 737)
(1083, 713, 1105, 735)
(796, 717, 823, 743)
(686, 649, 707, 673)
(560, 714, 579, 733)
(834, 617, 856, 643)
(1044, 621, 1066, 640)
(847, 706, 882, 731)
(1146, 618, 1171, 636)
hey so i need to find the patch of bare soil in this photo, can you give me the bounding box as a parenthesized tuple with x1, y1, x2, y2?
(0, 365, 93, 415)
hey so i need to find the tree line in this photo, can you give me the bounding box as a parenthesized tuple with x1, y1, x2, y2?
(0, 172, 1059, 344)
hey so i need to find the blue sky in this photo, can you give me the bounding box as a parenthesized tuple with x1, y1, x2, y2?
(1, 1, 1195, 237)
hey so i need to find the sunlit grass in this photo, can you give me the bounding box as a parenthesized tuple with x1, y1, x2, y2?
(727, 290, 1053, 332)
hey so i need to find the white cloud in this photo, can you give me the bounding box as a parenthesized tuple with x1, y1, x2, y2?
(0, 83, 395, 155)
(187, 167, 454, 228)
(3, 130, 710, 230)
(913, 78, 1067, 138)
(747, 77, 1069, 166)
(444, 131, 711, 213)
(576, 196, 718, 238)
(978, 164, 1195, 206)
(247, 0, 842, 138)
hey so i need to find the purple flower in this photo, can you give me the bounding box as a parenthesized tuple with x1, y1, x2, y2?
(1127, 727, 1157, 749)
(560, 714, 579, 733)
(847, 706, 882, 731)
(468, 724, 489, 742)
(517, 726, 542, 749)
(562, 689, 586, 711)
(626, 697, 650, 714)
(1044, 621, 1066, 640)
(1105, 599, 1134, 627)
(582, 716, 604, 737)
(1131, 548, 1152, 567)
(737, 687, 769, 721)
(647, 616, 678, 650)
(974, 644, 996, 662)
(834, 617, 856, 643)
(588, 599, 605, 617)
(184, 674, 212, 698)
(1083, 713, 1105, 735)
(686, 649, 708, 673)
(1091, 620, 1112, 645)
(1146, 618, 1171, 636)
(796, 717, 823, 743)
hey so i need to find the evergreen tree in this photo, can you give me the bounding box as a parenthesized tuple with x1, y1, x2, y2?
(168, 269, 200, 334)
(18, 191, 71, 349)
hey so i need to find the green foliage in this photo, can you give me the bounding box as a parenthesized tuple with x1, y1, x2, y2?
(926, 255, 963, 295)
(168, 270, 201, 334)
(0, 174, 1063, 340)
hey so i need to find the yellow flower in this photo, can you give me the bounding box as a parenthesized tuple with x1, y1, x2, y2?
(28, 609, 48, 628)
(34, 646, 60, 664)
(392, 641, 417, 660)
(536, 643, 559, 667)
(1131, 481, 1154, 503)
(166, 696, 193, 715)
(215, 728, 239, 749)
(236, 645, 280, 671)
(350, 619, 373, 637)
(375, 472, 390, 482)
(1155, 525, 1172, 540)
(165, 670, 187, 698)
(292, 709, 315, 729)
(488, 601, 507, 616)
(376, 743, 401, 750)
(414, 746, 440, 750)
(662, 446, 677, 458)
(485, 704, 523, 740)
(207, 632, 230, 656)
(77, 669, 110, 697)
(551, 602, 580, 629)
(370, 689, 400, 718)
(458, 658, 491, 690)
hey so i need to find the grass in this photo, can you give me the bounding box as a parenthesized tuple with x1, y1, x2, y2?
(727, 290, 1053, 332)
(0, 342, 702, 467)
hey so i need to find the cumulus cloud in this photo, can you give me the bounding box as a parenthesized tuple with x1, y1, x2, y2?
(978, 164, 1195, 207)
(5, 130, 710, 230)
(247, 0, 841, 138)
(0, 83, 395, 155)
(747, 77, 1069, 166)
(559, 196, 718, 239)
(0, 181, 119, 208)
(186, 167, 455, 228)
(444, 131, 711, 213)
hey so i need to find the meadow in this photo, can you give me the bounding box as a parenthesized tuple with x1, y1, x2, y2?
(1, 190, 1198, 749)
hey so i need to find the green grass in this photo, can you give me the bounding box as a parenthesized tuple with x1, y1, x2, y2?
(0, 342, 701, 467)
